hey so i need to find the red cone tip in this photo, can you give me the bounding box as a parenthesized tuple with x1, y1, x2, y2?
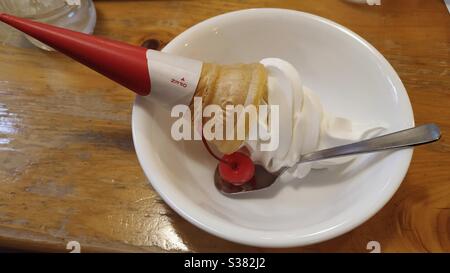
(0, 13, 150, 96)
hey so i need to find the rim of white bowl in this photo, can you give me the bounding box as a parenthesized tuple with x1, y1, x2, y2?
(132, 8, 414, 247)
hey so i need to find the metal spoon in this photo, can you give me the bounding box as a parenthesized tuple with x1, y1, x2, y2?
(214, 123, 441, 195)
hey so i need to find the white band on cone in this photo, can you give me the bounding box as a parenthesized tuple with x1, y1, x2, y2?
(146, 50, 202, 106)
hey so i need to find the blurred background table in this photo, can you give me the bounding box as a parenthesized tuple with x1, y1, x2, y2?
(0, 0, 449, 252)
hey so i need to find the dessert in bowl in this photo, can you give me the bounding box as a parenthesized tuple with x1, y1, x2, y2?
(0, 8, 414, 247)
(132, 9, 414, 247)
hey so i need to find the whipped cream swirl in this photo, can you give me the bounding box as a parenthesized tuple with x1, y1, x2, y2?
(244, 58, 385, 179)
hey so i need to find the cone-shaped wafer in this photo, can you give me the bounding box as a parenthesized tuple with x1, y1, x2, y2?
(0, 13, 268, 155)
(193, 63, 268, 154)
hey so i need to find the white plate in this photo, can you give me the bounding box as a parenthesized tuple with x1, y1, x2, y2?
(132, 8, 414, 247)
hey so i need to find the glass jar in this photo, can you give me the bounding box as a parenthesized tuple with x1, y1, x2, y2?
(0, 0, 96, 50)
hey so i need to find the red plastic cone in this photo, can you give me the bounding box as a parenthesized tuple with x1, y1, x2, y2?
(0, 13, 150, 96)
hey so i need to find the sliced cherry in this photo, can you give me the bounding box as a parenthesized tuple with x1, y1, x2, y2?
(218, 152, 255, 185)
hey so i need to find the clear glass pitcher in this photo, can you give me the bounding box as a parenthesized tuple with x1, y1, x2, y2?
(0, 0, 96, 50)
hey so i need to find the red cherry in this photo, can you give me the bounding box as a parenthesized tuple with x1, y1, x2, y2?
(219, 152, 255, 185)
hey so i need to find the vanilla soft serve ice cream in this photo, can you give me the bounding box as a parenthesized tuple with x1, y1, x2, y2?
(244, 58, 385, 179)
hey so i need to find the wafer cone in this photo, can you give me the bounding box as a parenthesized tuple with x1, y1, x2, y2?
(193, 63, 268, 154)
(0, 13, 269, 155)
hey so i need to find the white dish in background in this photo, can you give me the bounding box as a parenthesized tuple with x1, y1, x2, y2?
(132, 8, 414, 247)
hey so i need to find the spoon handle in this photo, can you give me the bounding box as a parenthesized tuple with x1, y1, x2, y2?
(299, 123, 441, 163)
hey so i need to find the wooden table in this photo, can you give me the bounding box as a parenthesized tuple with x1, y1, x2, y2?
(0, 0, 449, 253)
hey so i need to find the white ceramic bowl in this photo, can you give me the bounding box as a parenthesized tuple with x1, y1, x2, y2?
(132, 8, 414, 247)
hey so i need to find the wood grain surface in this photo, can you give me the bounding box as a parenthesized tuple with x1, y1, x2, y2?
(0, 0, 449, 252)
